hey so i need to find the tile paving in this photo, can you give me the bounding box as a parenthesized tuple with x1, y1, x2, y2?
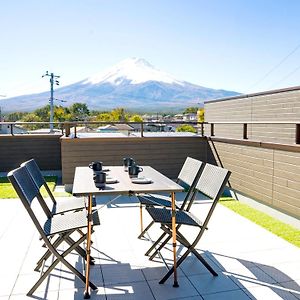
(0, 193, 299, 300)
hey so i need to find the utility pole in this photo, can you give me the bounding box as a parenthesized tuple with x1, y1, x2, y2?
(42, 71, 60, 132)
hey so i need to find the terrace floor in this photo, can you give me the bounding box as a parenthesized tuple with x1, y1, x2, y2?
(0, 193, 299, 300)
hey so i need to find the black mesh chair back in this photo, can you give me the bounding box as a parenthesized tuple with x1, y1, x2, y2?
(21, 158, 90, 215)
(21, 159, 56, 203)
(145, 163, 231, 284)
(176, 157, 205, 209)
(137, 157, 205, 238)
(7, 166, 98, 296)
(195, 163, 230, 200)
(9, 166, 39, 207)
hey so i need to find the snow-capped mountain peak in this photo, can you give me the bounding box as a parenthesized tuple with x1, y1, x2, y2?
(2, 57, 240, 113)
(83, 57, 185, 86)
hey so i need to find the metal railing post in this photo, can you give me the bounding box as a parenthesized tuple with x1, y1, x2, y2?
(141, 122, 144, 137)
(10, 124, 14, 135)
(201, 122, 204, 136)
(210, 123, 214, 136)
(296, 124, 300, 144)
(243, 123, 248, 139)
(74, 124, 77, 138)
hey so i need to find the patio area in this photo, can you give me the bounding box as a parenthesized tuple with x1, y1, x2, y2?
(0, 192, 299, 300)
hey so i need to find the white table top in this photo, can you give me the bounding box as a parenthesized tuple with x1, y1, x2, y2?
(72, 166, 183, 196)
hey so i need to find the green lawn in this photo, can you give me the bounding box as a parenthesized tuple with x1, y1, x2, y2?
(0, 176, 71, 198)
(220, 197, 300, 248)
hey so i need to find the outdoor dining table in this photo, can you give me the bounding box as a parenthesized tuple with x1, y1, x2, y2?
(72, 165, 184, 298)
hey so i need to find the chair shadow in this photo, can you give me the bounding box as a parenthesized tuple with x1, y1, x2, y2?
(27, 236, 300, 299)
(145, 237, 300, 299)
(203, 250, 300, 298)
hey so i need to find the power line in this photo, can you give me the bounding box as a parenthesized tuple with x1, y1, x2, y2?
(246, 42, 300, 92)
(268, 64, 300, 89)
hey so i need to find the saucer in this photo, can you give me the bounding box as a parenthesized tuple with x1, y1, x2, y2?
(131, 177, 152, 184)
(106, 177, 118, 184)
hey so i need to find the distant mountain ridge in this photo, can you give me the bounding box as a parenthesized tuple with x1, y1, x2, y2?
(2, 58, 240, 113)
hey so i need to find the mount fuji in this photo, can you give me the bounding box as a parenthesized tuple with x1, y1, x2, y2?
(2, 58, 239, 113)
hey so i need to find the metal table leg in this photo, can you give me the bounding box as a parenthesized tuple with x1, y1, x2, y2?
(84, 195, 93, 299)
(171, 192, 179, 287)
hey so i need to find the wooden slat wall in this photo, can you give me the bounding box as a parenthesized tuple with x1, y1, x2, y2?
(0, 135, 62, 171)
(205, 88, 300, 144)
(1, 133, 298, 219)
(273, 150, 300, 217)
(205, 98, 252, 122)
(61, 136, 208, 184)
(209, 139, 300, 218)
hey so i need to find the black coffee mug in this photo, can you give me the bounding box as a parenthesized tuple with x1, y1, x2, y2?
(93, 171, 106, 187)
(128, 164, 143, 177)
(89, 161, 102, 171)
(123, 157, 135, 171)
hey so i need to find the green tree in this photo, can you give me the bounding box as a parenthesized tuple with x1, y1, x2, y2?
(110, 108, 128, 121)
(69, 103, 90, 120)
(34, 105, 50, 121)
(129, 114, 143, 122)
(21, 113, 42, 130)
(4, 111, 28, 122)
(54, 106, 69, 122)
(184, 107, 198, 114)
(176, 124, 197, 133)
(95, 113, 112, 122)
(197, 108, 205, 122)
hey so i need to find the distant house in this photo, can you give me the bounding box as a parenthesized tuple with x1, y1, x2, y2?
(97, 124, 134, 136)
(173, 114, 184, 121)
(142, 114, 151, 122)
(183, 113, 197, 121)
(162, 115, 172, 122)
(144, 123, 175, 132)
(142, 114, 163, 122)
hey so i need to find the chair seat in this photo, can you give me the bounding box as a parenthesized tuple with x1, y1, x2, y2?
(146, 207, 202, 227)
(137, 194, 180, 208)
(51, 196, 96, 214)
(44, 209, 100, 236)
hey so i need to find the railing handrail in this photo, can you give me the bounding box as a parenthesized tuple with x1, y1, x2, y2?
(0, 120, 206, 137)
(205, 121, 300, 144)
(0, 120, 203, 125)
(2, 120, 299, 125)
(206, 121, 299, 125)
(1, 120, 299, 143)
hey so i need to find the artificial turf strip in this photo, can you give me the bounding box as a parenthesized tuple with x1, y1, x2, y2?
(0, 176, 70, 198)
(220, 198, 300, 248)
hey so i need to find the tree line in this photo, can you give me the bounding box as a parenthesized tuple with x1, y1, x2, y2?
(3, 103, 204, 132)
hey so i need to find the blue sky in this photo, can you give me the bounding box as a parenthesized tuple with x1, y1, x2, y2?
(1, 0, 300, 98)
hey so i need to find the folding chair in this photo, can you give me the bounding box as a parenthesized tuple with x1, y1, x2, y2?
(21, 159, 98, 269)
(21, 158, 95, 214)
(137, 157, 205, 239)
(7, 166, 100, 296)
(145, 163, 231, 284)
